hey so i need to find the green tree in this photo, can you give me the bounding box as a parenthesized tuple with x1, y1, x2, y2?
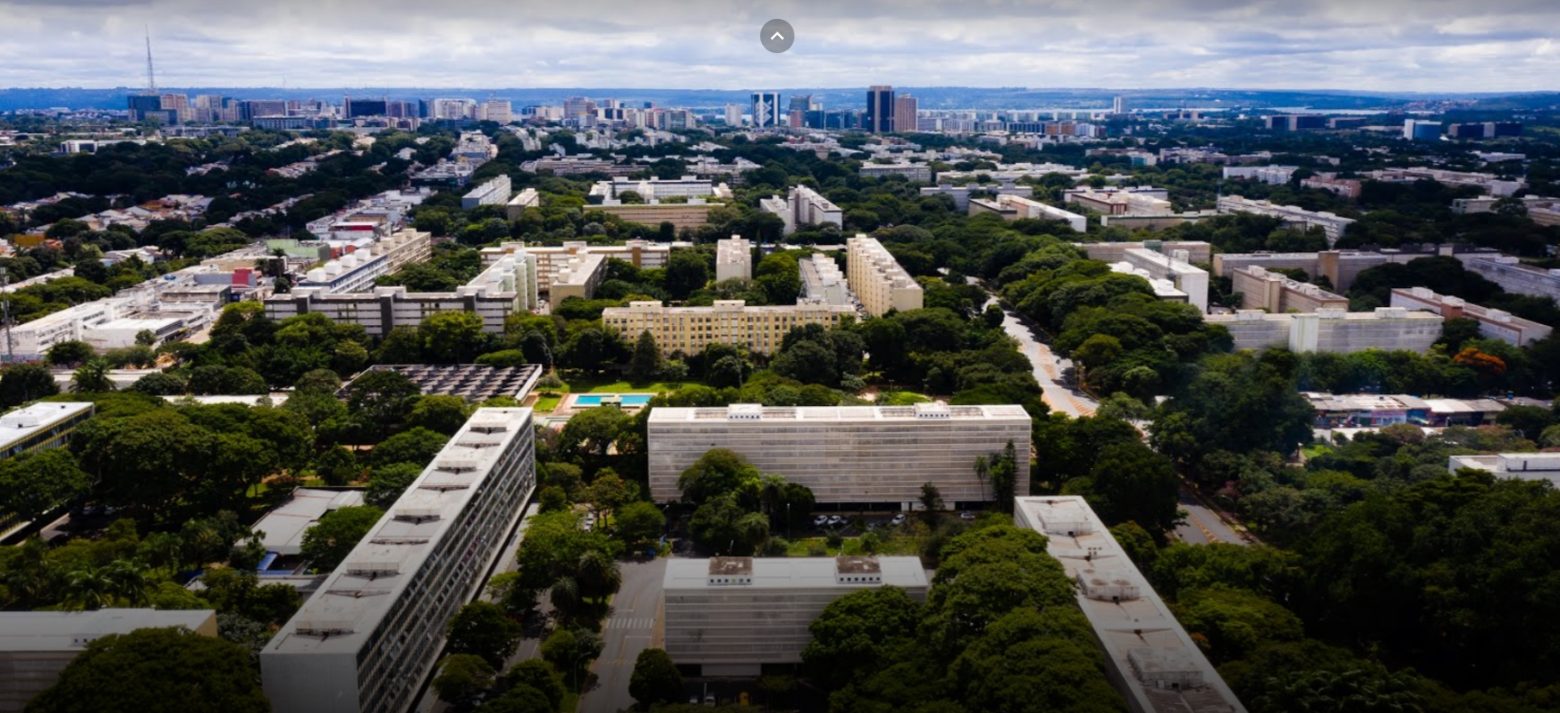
(1063, 441, 1180, 534)
(129, 371, 185, 396)
(293, 368, 343, 394)
(370, 427, 448, 467)
(71, 358, 114, 393)
(299, 505, 383, 570)
(0, 449, 92, 521)
(629, 648, 684, 709)
(46, 340, 94, 367)
(628, 330, 662, 383)
(665, 250, 710, 299)
(1172, 586, 1305, 664)
(433, 654, 495, 708)
(614, 501, 666, 550)
(421, 311, 490, 364)
(540, 627, 603, 690)
(802, 586, 923, 689)
(557, 406, 632, 464)
(26, 627, 268, 713)
(448, 601, 524, 668)
(407, 394, 472, 435)
(476, 686, 553, 713)
(676, 448, 760, 505)
(495, 660, 566, 711)
(0, 363, 60, 407)
(365, 462, 423, 507)
(344, 368, 421, 430)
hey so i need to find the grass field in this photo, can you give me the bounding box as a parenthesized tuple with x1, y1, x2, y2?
(568, 377, 686, 394)
(783, 532, 923, 557)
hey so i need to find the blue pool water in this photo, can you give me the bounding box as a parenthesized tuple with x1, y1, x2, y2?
(574, 394, 653, 407)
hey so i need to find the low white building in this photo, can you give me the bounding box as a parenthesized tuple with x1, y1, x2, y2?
(1448, 452, 1560, 487)
(461, 175, 513, 211)
(715, 237, 753, 283)
(1207, 308, 1442, 353)
(1216, 195, 1355, 246)
(968, 194, 1087, 232)
(0, 402, 94, 461)
(663, 556, 929, 676)
(1222, 165, 1298, 185)
(0, 609, 217, 712)
(1390, 287, 1552, 347)
(759, 185, 844, 235)
(251, 489, 367, 557)
(859, 163, 931, 182)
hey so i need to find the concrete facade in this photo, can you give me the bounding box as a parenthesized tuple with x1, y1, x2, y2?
(759, 185, 843, 235)
(0, 402, 93, 461)
(1064, 187, 1172, 216)
(1231, 266, 1350, 313)
(968, 194, 1087, 232)
(799, 253, 852, 308)
(1208, 308, 1442, 353)
(1448, 453, 1560, 487)
(1113, 248, 1209, 312)
(647, 402, 1032, 506)
(0, 609, 217, 713)
(715, 237, 753, 283)
(602, 300, 852, 356)
(460, 175, 512, 210)
(846, 235, 923, 317)
(1390, 287, 1553, 346)
(1455, 255, 1560, 302)
(1077, 241, 1213, 265)
(1216, 195, 1355, 246)
(261, 409, 537, 713)
(662, 556, 929, 676)
(590, 201, 716, 230)
(1014, 497, 1245, 713)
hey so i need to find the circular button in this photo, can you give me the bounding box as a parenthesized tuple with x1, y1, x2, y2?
(761, 19, 795, 53)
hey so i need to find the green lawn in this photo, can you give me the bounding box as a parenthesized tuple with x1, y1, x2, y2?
(1301, 443, 1333, 460)
(783, 532, 923, 557)
(875, 390, 932, 406)
(532, 392, 565, 413)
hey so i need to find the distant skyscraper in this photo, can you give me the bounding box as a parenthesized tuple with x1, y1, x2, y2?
(1403, 119, 1441, 141)
(724, 103, 742, 126)
(479, 100, 512, 124)
(344, 97, 388, 118)
(865, 85, 895, 133)
(1112, 95, 1125, 114)
(563, 96, 597, 119)
(893, 94, 918, 133)
(750, 92, 783, 129)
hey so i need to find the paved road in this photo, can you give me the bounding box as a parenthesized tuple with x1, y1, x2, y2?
(1174, 486, 1250, 546)
(579, 558, 667, 713)
(987, 296, 1099, 418)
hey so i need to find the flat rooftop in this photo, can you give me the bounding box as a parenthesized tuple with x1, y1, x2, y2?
(1449, 453, 1560, 487)
(0, 609, 215, 652)
(648, 402, 1030, 424)
(251, 489, 366, 556)
(665, 556, 927, 591)
(263, 408, 532, 656)
(1014, 496, 1244, 713)
(346, 364, 543, 403)
(0, 401, 93, 449)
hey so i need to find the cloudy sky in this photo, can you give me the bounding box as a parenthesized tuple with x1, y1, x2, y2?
(0, 0, 1556, 92)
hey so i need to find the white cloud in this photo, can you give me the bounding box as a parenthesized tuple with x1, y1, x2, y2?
(0, 0, 1554, 91)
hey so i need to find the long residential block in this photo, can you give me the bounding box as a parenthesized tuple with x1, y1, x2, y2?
(265, 252, 537, 336)
(1207, 308, 1442, 353)
(0, 402, 94, 460)
(1210, 246, 1479, 293)
(715, 237, 753, 283)
(760, 185, 843, 234)
(968, 194, 1087, 232)
(662, 556, 929, 676)
(846, 234, 923, 316)
(1231, 266, 1349, 313)
(602, 300, 851, 356)
(1455, 255, 1560, 302)
(1216, 195, 1355, 246)
(647, 402, 1032, 505)
(261, 408, 538, 713)
(1390, 287, 1552, 346)
(1014, 497, 1245, 713)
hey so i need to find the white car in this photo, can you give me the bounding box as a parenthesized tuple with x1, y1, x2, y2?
(891, 513, 907, 526)
(813, 515, 829, 527)
(827, 515, 845, 527)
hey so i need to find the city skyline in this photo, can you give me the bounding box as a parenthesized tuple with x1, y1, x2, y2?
(0, 0, 1558, 92)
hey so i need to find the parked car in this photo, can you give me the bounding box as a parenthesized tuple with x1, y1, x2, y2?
(959, 511, 977, 521)
(827, 515, 845, 527)
(891, 513, 907, 526)
(813, 515, 829, 527)
(704, 693, 717, 706)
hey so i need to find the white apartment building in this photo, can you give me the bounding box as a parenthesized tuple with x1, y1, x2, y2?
(550, 253, 607, 303)
(1014, 497, 1246, 713)
(1448, 453, 1560, 487)
(431, 98, 476, 120)
(589, 176, 731, 201)
(663, 556, 929, 676)
(0, 402, 94, 460)
(935, 162, 1086, 185)
(0, 609, 217, 713)
(1231, 266, 1349, 313)
(1208, 308, 1442, 354)
(759, 185, 844, 235)
(1368, 167, 1524, 197)
(461, 175, 512, 211)
(968, 194, 1087, 232)
(266, 252, 537, 336)
(478, 100, 512, 124)
(1216, 195, 1355, 246)
(800, 253, 852, 308)
(1064, 186, 1173, 216)
(715, 237, 753, 283)
(919, 184, 1031, 211)
(647, 402, 1032, 505)
(1110, 248, 1209, 312)
(297, 250, 390, 294)
(504, 188, 539, 220)
(1077, 241, 1213, 265)
(602, 300, 852, 356)
(846, 235, 923, 317)
(1210, 247, 1476, 293)
(261, 408, 537, 713)
(1222, 165, 1298, 185)
(481, 240, 678, 294)
(1390, 287, 1553, 347)
(1454, 255, 1560, 302)
(859, 163, 931, 182)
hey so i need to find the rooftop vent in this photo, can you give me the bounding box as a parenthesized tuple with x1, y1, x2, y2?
(1076, 567, 1141, 602)
(393, 508, 441, 524)
(343, 562, 399, 579)
(1127, 649, 1205, 691)
(294, 621, 355, 639)
(707, 556, 753, 585)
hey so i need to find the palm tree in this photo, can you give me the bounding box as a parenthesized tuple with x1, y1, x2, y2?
(63, 567, 113, 610)
(102, 559, 149, 606)
(71, 358, 114, 393)
(549, 576, 580, 617)
(575, 551, 621, 602)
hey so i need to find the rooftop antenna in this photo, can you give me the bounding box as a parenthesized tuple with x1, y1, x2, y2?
(144, 25, 157, 93)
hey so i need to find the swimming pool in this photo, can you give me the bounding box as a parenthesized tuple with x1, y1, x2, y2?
(573, 393, 653, 407)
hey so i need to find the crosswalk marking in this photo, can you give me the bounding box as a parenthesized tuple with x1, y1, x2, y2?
(605, 617, 653, 630)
